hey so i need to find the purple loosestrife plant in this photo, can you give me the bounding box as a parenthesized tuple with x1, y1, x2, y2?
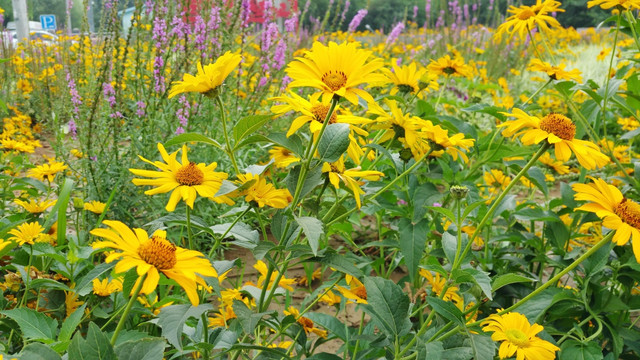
(348, 9, 367, 32)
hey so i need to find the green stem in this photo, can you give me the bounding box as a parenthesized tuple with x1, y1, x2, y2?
(19, 246, 34, 308)
(186, 206, 194, 250)
(215, 95, 240, 174)
(208, 206, 252, 258)
(454, 143, 550, 270)
(253, 205, 269, 242)
(624, 10, 640, 52)
(522, 79, 552, 106)
(527, 27, 546, 62)
(599, 12, 621, 139)
(352, 311, 367, 360)
(110, 273, 147, 345)
(434, 76, 450, 109)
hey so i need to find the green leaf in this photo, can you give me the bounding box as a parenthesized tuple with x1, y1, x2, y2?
(286, 162, 324, 201)
(305, 312, 348, 341)
(114, 337, 167, 360)
(621, 127, 640, 141)
(417, 99, 437, 117)
(442, 232, 458, 266)
(466, 333, 495, 360)
(428, 206, 456, 223)
(398, 218, 429, 282)
(42, 178, 73, 246)
(456, 268, 493, 301)
(424, 297, 465, 327)
(18, 343, 62, 360)
(525, 166, 548, 195)
(559, 340, 603, 360)
(417, 340, 444, 360)
(164, 132, 222, 149)
(0, 308, 58, 341)
(232, 300, 272, 334)
(59, 304, 87, 342)
(491, 274, 535, 292)
(156, 304, 213, 350)
(233, 115, 272, 143)
(210, 222, 259, 248)
(295, 216, 324, 256)
(317, 123, 350, 163)
(76, 262, 116, 296)
(314, 252, 363, 278)
(211, 328, 238, 349)
(361, 277, 411, 338)
(68, 322, 116, 360)
(517, 288, 559, 323)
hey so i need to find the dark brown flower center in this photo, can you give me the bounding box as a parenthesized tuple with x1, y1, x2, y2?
(310, 104, 337, 124)
(615, 198, 640, 229)
(353, 285, 368, 300)
(138, 237, 177, 270)
(539, 113, 576, 141)
(298, 316, 315, 331)
(175, 162, 204, 186)
(321, 71, 347, 91)
(443, 66, 457, 75)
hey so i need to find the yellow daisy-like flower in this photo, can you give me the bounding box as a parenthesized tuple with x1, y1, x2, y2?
(285, 41, 386, 105)
(14, 198, 56, 214)
(587, 0, 640, 10)
(482, 312, 560, 360)
(251, 260, 296, 291)
(494, 0, 564, 41)
(268, 146, 300, 168)
(92, 277, 123, 296)
(1, 139, 37, 153)
(8, 222, 47, 245)
(420, 269, 463, 310)
(90, 221, 218, 305)
(498, 109, 609, 170)
(573, 177, 640, 261)
(130, 143, 228, 212)
(284, 306, 328, 338)
(368, 99, 431, 154)
(384, 62, 433, 97)
(318, 290, 342, 306)
(335, 275, 368, 304)
(322, 156, 384, 209)
(538, 152, 570, 175)
(233, 173, 292, 209)
(209, 305, 236, 328)
(484, 169, 511, 191)
(65, 290, 84, 318)
(420, 121, 476, 162)
(618, 117, 640, 131)
(0, 239, 14, 253)
(84, 200, 106, 214)
(27, 161, 68, 182)
(528, 59, 582, 82)
(427, 55, 473, 78)
(168, 51, 242, 98)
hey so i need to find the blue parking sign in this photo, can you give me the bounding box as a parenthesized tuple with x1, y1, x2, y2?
(40, 15, 57, 30)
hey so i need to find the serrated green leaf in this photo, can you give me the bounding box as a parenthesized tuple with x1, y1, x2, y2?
(314, 252, 363, 278)
(425, 297, 465, 327)
(76, 262, 116, 296)
(398, 218, 429, 282)
(232, 300, 272, 334)
(0, 308, 58, 341)
(286, 163, 323, 202)
(428, 206, 456, 223)
(164, 132, 222, 149)
(211, 222, 259, 247)
(559, 340, 603, 360)
(296, 216, 324, 256)
(114, 337, 166, 360)
(525, 166, 548, 195)
(318, 123, 350, 163)
(68, 322, 116, 360)
(457, 268, 493, 300)
(18, 343, 62, 360)
(361, 277, 411, 338)
(305, 312, 348, 341)
(156, 304, 213, 350)
(466, 333, 495, 360)
(491, 274, 535, 292)
(59, 304, 87, 342)
(233, 115, 272, 143)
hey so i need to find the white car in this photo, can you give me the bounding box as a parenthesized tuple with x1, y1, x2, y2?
(2, 30, 59, 48)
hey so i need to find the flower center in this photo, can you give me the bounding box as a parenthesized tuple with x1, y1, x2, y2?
(321, 71, 347, 91)
(614, 198, 640, 229)
(175, 162, 204, 186)
(443, 66, 457, 75)
(310, 103, 338, 124)
(539, 113, 576, 141)
(138, 236, 177, 270)
(505, 329, 530, 347)
(397, 84, 415, 94)
(517, 8, 536, 20)
(298, 316, 315, 331)
(353, 285, 368, 300)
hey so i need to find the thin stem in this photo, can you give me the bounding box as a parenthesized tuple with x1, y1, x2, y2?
(215, 95, 240, 174)
(454, 143, 550, 270)
(522, 79, 552, 106)
(19, 246, 34, 308)
(208, 206, 252, 258)
(434, 76, 450, 109)
(253, 205, 269, 242)
(624, 10, 640, 52)
(110, 273, 147, 345)
(527, 27, 545, 61)
(351, 311, 367, 360)
(599, 12, 621, 139)
(186, 206, 194, 250)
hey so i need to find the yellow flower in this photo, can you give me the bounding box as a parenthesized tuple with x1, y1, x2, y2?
(482, 312, 560, 360)
(130, 143, 228, 212)
(14, 198, 56, 214)
(0, 239, 14, 253)
(233, 173, 292, 209)
(168, 51, 241, 98)
(494, 0, 564, 41)
(528, 59, 582, 82)
(70, 148, 84, 158)
(322, 156, 384, 209)
(91, 221, 218, 305)
(84, 200, 106, 214)
(484, 169, 511, 191)
(137, 295, 174, 316)
(597, 48, 611, 61)
(65, 290, 84, 318)
(384, 61, 431, 97)
(269, 146, 300, 168)
(538, 152, 570, 175)
(250, 260, 296, 291)
(285, 41, 386, 106)
(335, 275, 368, 304)
(1, 139, 36, 153)
(209, 305, 236, 328)
(284, 307, 328, 338)
(368, 99, 431, 155)
(617, 116, 639, 131)
(427, 55, 473, 78)
(498, 109, 609, 170)
(318, 290, 342, 306)
(420, 121, 475, 162)
(92, 278, 122, 296)
(573, 178, 640, 261)
(27, 161, 68, 182)
(219, 288, 254, 308)
(420, 269, 463, 310)
(8, 222, 47, 245)
(588, 0, 640, 10)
